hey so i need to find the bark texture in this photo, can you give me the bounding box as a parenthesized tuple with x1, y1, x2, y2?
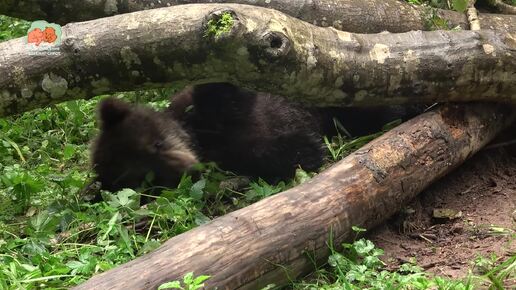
(1, 4, 515, 116)
(1, 0, 515, 33)
(487, 0, 516, 15)
(73, 103, 516, 290)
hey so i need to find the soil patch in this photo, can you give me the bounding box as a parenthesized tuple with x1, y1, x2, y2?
(368, 129, 516, 279)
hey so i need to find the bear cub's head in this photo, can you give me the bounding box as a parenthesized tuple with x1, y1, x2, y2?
(91, 98, 198, 193)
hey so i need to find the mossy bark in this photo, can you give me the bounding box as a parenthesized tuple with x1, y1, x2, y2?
(1, 4, 515, 116)
(1, 0, 515, 34)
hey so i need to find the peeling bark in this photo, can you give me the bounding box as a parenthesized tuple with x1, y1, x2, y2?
(1, 0, 515, 34)
(1, 4, 515, 116)
(72, 103, 516, 290)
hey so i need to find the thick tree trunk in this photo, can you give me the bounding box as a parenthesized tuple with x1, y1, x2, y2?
(1, 0, 515, 33)
(1, 4, 515, 116)
(73, 103, 516, 290)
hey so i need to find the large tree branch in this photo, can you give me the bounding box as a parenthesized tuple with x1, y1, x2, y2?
(485, 0, 516, 15)
(1, 0, 515, 33)
(73, 103, 516, 290)
(1, 4, 515, 116)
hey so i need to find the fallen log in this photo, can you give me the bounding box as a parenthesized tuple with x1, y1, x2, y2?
(1, 0, 515, 33)
(73, 103, 516, 289)
(1, 4, 515, 116)
(483, 0, 516, 15)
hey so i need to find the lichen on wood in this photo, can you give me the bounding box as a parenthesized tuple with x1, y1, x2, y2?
(1, 0, 515, 34)
(1, 4, 515, 116)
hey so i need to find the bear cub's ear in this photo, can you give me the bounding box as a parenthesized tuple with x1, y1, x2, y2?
(98, 98, 131, 129)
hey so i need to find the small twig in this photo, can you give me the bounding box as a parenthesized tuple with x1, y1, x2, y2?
(133, 218, 150, 231)
(421, 261, 441, 269)
(408, 233, 435, 243)
(423, 102, 439, 112)
(49, 222, 96, 245)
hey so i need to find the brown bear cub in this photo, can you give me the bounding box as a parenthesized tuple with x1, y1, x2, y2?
(91, 83, 326, 193)
(91, 98, 199, 192)
(91, 82, 423, 194)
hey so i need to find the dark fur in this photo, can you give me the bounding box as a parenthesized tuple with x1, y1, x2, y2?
(92, 82, 423, 193)
(169, 83, 325, 181)
(91, 98, 198, 192)
(169, 84, 424, 170)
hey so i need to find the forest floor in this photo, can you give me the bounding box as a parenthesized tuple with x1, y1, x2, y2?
(369, 126, 516, 282)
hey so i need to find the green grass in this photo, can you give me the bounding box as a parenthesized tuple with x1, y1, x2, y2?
(404, 0, 471, 30)
(1, 14, 514, 290)
(204, 11, 234, 38)
(158, 228, 514, 290)
(289, 231, 473, 290)
(0, 15, 30, 41)
(158, 272, 210, 290)
(405, 0, 468, 12)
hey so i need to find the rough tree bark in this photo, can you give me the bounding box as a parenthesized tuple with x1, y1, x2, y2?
(1, 0, 515, 33)
(484, 0, 516, 15)
(1, 4, 515, 116)
(73, 103, 516, 290)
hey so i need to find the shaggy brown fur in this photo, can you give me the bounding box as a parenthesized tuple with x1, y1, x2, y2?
(91, 98, 198, 192)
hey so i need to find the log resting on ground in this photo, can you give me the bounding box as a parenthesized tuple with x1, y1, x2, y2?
(485, 0, 516, 15)
(1, 4, 515, 116)
(1, 0, 516, 33)
(73, 103, 516, 290)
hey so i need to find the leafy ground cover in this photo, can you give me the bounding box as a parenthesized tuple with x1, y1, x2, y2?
(1, 1, 515, 288)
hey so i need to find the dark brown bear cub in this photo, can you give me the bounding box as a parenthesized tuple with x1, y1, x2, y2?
(91, 98, 199, 192)
(169, 83, 326, 182)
